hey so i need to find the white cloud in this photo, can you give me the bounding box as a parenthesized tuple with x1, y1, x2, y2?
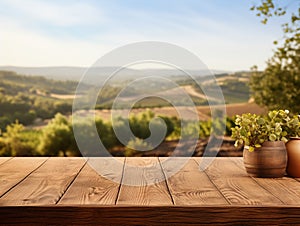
(1, 0, 104, 26)
(0, 20, 111, 66)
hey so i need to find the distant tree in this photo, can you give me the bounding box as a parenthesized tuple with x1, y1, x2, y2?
(250, 0, 300, 113)
(0, 116, 11, 132)
(0, 121, 34, 156)
(54, 101, 72, 114)
(70, 118, 97, 156)
(95, 118, 118, 150)
(0, 121, 24, 156)
(124, 137, 153, 157)
(70, 117, 120, 156)
(39, 113, 72, 156)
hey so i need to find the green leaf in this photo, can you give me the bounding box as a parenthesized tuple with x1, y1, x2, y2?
(257, 118, 265, 125)
(259, 138, 265, 144)
(291, 15, 298, 23)
(249, 146, 255, 152)
(269, 134, 277, 141)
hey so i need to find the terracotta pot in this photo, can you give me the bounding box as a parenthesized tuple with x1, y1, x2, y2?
(286, 137, 300, 178)
(243, 141, 287, 178)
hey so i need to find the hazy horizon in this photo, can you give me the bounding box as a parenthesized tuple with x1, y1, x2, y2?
(0, 0, 291, 71)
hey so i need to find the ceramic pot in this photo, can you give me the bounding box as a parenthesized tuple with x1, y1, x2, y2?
(286, 137, 300, 178)
(243, 141, 287, 178)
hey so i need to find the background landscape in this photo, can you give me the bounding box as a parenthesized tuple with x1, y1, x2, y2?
(0, 0, 298, 157)
(0, 67, 265, 157)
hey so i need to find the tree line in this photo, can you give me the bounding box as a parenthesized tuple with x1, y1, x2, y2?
(0, 70, 76, 131)
(0, 111, 235, 157)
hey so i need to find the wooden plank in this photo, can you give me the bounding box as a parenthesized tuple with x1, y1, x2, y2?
(231, 157, 244, 169)
(230, 158, 300, 205)
(0, 157, 86, 206)
(195, 157, 283, 205)
(1, 206, 300, 225)
(117, 157, 172, 205)
(59, 157, 124, 205)
(0, 157, 12, 166)
(159, 157, 228, 205)
(252, 177, 300, 205)
(0, 157, 47, 198)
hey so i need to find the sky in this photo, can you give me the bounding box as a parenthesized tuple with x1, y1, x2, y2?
(0, 0, 293, 71)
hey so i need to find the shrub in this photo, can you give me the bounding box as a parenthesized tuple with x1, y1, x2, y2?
(124, 138, 153, 157)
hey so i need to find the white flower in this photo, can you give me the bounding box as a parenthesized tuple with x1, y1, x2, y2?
(285, 110, 289, 114)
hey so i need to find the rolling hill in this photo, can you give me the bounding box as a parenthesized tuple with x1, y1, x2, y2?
(0, 69, 252, 108)
(0, 66, 230, 83)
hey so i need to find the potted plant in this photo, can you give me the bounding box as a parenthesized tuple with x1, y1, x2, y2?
(231, 110, 290, 178)
(284, 114, 300, 177)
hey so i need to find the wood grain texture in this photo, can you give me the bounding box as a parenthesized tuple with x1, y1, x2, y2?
(159, 157, 228, 205)
(0, 157, 12, 166)
(0, 157, 86, 205)
(230, 158, 300, 205)
(59, 157, 124, 205)
(0, 157, 47, 198)
(117, 157, 172, 205)
(1, 206, 300, 225)
(1, 157, 300, 225)
(195, 157, 283, 205)
(253, 177, 300, 205)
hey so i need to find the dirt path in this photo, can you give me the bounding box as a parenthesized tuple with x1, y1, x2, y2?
(181, 85, 220, 102)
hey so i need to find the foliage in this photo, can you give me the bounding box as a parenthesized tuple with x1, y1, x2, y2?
(250, 0, 300, 113)
(0, 121, 25, 156)
(124, 138, 153, 157)
(18, 130, 42, 154)
(38, 114, 73, 156)
(199, 120, 212, 138)
(128, 110, 175, 141)
(250, 50, 300, 112)
(96, 119, 118, 150)
(70, 118, 97, 156)
(0, 70, 78, 95)
(231, 110, 300, 151)
(0, 71, 74, 131)
(251, 0, 299, 45)
(220, 79, 250, 103)
(0, 121, 38, 156)
(280, 111, 300, 138)
(226, 117, 236, 136)
(169, 116, 234, 140)
(181, 122, 200, 139)
(0, 109, 237, 156)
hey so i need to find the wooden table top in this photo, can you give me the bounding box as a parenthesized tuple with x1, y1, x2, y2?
(0, 157, 300, 225)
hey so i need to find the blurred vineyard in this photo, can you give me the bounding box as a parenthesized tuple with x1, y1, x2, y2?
(0, 110, 243, 157)
(0, 70, 265, 157)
